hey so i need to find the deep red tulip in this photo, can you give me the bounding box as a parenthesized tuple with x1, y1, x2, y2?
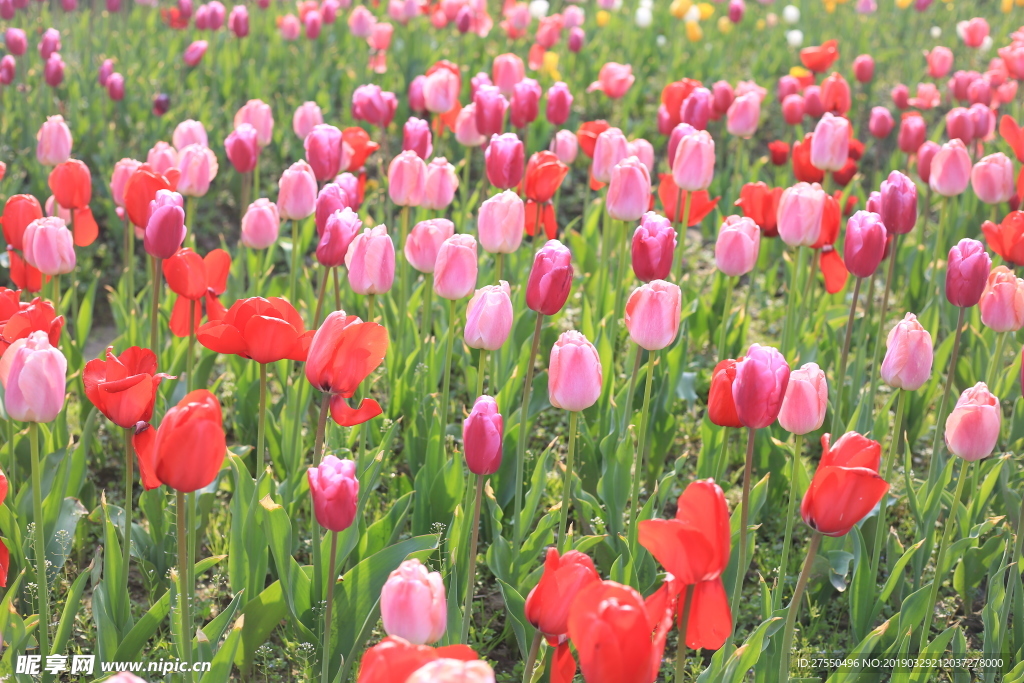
(0, 296, 63, 354)
(735, 182, 783, 237)
(197, 296, 313, 364)
(162, 248, 231, 337)
(357, 637, 477, 683)
(305, 311, 389, 426)
(2, 194, 44, 251)
(84, 346, 172, 429)
(982, 211, 1024, 266)
(801, 432, 889, 537)
(768, 140, 790, 166)
(800, 39, 839, 73)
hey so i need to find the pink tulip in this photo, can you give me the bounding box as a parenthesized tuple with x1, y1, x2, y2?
(455, 104, 488, 147)
(732, 343, 790, 429)
(777, 75, 800, 102)
(671, 130, 715, 192)
(405, 218, 454, 273)
(316, 207, 362, 266)
(880, 312, 933, 390)
(917, 141, 940, 184)
(726, 92, 761, 139)
(403, 117, 433, 159)
(969, 103, 995, 141)
(36, 115, 73, 166)
(229, 4, 249, 36)
(406, 660, 495, 683)
(945, 383, 1000, 461)
(946, 107, 975, 144)
(777, 362, 827, 435)
(891, 84, 910, 109)
(240, 198, 280, 250)
(810, 113, 850, 172)
(106, 73, 125, 101)
(346, 224, 396, 295)
(464, 281, 513, 351)
(712, 80, 736, 118)
(567, 26, 584, 52)
(4, 28, 26, 56)
(587, 62, 634, 99)
(304, 124, 347, 181)
(173, 119, 208, 150)
(546, 82, 573, 126)
(927, 46, 954, 78)
(484, 133, 525, 189)
(478, 190, 525, 254)
(853, 54, 875, 83)
(470, 72, 493, 100)
(388, 150, 428, 207)
(946, 238, 991, 308)
(868, 107, 894, 138)
(0, 55, 14, 85)
(380, 559, 447, 644)
(292, 101, 324, 140)
(527, 239, 573, 315)
(23, 217, 75, 275)
(98, 59, 114, 87)
(548, 330, 602, 411)
(234, 99, 274, 147)
(3, 331, 66, 423)
(606, 157, 651, 222)
(843, 211, 887, 278)
(549, 130, 578, 165)
(110, 158, 142, 208)
(279, 13, 301, 39)
(368, 22, 392, 50)
(307, 455, 359, 531)
(960, 17, 989, 49)
(277, 160, 318, 220)
(225, 124, 260, 174)
(474, 85, 508, 138)
(38, 28, 60, 59)
(348, 5, 377, 37)
(629, 138, 655, 175)
(591, 127, 630, 184)
(971, 153, 1014, 205)
(632, 212, 676, 282)
(147, 141, 178, 176)
(423, 157, 459, 211)
(183, 40, 208, 67)
(929, 139, 972, 197)
(304, 10, 323, 39)
(897, 114, 926, 153)
(145, 190, 187, 259)
(777, 182, 826, 247)
(464, 395, 504, 475)
(423, 68, 460, 114)
(879, 170, 918, 235)
(715, 215, 760, 277)
(680, 87, 713, 130)
(315, 184, 352, 235)
(624, 280, 681, 351)
(492, 53, 525, 97)
(176, 144, 218, 197)
(980, 266, 1024, 332)
(433, 234, 478, 300)
(510, 78, 542, 129)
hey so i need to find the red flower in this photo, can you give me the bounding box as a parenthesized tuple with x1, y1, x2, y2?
(707, 358, 743, 427)
(832, 157, 858, 187)
(343, 127, 381, 172)
(768, 140, 790, 166)
(7, 248, 47, 293)
(792, 134, 825, 183)
(0, 288, 20, 325)
(161, 7, 190, 28)
(162, 248, 232, 337)
(801, 432, 889, 537)
(48, 159, 92, 210)
(2, 194, 43, 251)
(661, 78, 703, 129)
(523, 151, 569, 239)
(999, 114, 1024, 163)
(657, 174, 720, 225)
(124, 166, 174, 228)
(735, 182, 783, 237)
(577, 120, 610, 159)
(813, 194, 848, 293)
(525, 548, 600, 642)
(197, 296, 314, 364)
(800, 39, 839, 73)
(0, 296, 63, 354)
(820, 72, 851, 115)
(357, 637, 477, 683)
(85, 346, 173, 429)
(982, 211, 1024, 266)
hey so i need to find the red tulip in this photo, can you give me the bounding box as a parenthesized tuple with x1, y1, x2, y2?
(197, 296, 314, 364)
(0, 538, 7, 587)
(7, 249, 48, 293)
(800, 39, 839, 73)
(576, 120, 610, 159)
(735, 182, 783, 237)
(0, 296, 63, 355)
(982, 211, 1024, 266)
(357, 637, 477, 683)
(305, 311, 389, 426)
(656, 175, 720, 226)
(342, 127, 380, 171)
(124, 166, 174, 228)
(791, 134, 825, 184)
(85, 346, 172, 428)
(48, 159, 91, 210)
(708, 358, 742, 428)
(162, 248, 231, 337)
(800, 432, 888, 537)
(768, 140, 790, 166)
(2, 194, 44, 251)
(525, 548, 600, 641)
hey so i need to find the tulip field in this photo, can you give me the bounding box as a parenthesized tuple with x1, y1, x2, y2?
(5, 0, 1024, 680)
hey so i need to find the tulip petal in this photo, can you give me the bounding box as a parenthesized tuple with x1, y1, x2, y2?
(169, 296, 202, 338)
(132, 423, 163, 490)
(72, 206, 99, 247)
(680, 578, 732, 650)
(330, 396, 383, 426)
(196, 320, 249, 358)
(550, 643, 576, 683)
(820, 248, 849, 294)
(204, 249, 232, 295)
(801, 465, 889, 537)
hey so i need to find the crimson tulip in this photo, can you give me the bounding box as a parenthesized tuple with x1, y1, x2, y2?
(981, 211, 1024, 266)
(0, 297, 63, 355)
(2, 194, 43, 251)
(735, 182, 783, 237)
(523, 151, 569, 239)
(357, 637, 477, 683)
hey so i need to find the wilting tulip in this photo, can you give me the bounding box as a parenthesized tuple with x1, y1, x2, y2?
(405, 219, 454, 273)
(624, 280, 681, 351)
(388, 150, 428, 206)
(546, 82, 573, 126)
(346, 225, 396, 295)
(945, 383, 1000, 461)
(929, 139, 972, 197)
(801, 432, 888, 536)
(810, 114, 850, 172)
(726, 92, 761, 138)
(84, 346, 170, 429)
(880, 313, 933, 390)
(868, 107, 894, 138)
(632, 212, 676, 282)
(422, 157, 459, 211)
(433, 234, 478, 300)
(176, 144, 218, 197)
(463, 395, 503, 474)
(732, 343, 790, 429)
(22, 217, 75, 276)
(777, 182, 826, 247)
(843, 211, 887, 278)
(225, 124, 260, 174)
(3, 331, 66, 422)
(132, 389, 225, 492)
(971, 153, 1014, 205)
(36, 115, 73, 167)
(278, 160, 318, 220)
(606, 157, 652, 222)
(381, 559, 447, 644)
(778, 362, 827, 435)
(240, 199, 280, 250)
(715, 215, 759, 277)
(484, 134, 525, 189)
(403, 117, 433, 159)
(304, 124, 347, 181)
(979, 266, 1024, 332)
(526, 240, 573, 315)
(144, 190, 187, 259)
(946, 238, 991, 307)
(549, 330, 602, 411)
(478, 191, 525, 254)
(307, 455, 359, 531)
(525, 548, 599, 640)
(672, 130, 715, 191)
(234, 99, 274, 147)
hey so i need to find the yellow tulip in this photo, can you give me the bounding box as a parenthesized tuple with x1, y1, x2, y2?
(542, 52, 561, 81)
(755, 18, 766, 30)
(717, 16, 733, 33)
(597, 9, 610, 26)
(895, 0, 912, 8)
(1003, 0, 1013, 11)
(698, 2, 714, 19)
(686, 19, 703, 41)
(789, 66, 811, 79)
(670, 0, 692, 19)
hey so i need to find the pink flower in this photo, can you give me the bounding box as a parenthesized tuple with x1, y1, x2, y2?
(463, 395, 503, 474)
(464, 281, 513, 351)
(183, 40, 208, 67)
(777, 362, 827, 435)
(277, 160, 318, 220)
(307, 455, 358, 531)
(388, 150, 428, 207)
(433, 234, 478, 300)
(732, 343, 790, 429)
(929, 139, 972, 197)
(979, 266, 1024, 332)
(606, 157, 651, 222)
(240, 199, 280, 250)
(2, 330, 66, 423)
(404, 218, 454, 273)
(944, 383, 1000, 461)
(587, 62, 635, 99)
(624, 280, 681, 351)
(548, 330, 602, 412)
(422, 157, 459, 211)
(880, 313, 933, 390)
(714, 215, 759, 277)
(22, 216, 75, 275)
(477, 190, 525, 254)
(380, 558, 447, 643)
(346, 225, 395, 295)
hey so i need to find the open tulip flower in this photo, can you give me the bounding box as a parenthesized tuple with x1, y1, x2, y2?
(85, 346, 172, 429)
(162, 247, 231, 337)
(0, 295, 63, 354)
(522, 151, 568, 238)
(197, 296, 313, 364)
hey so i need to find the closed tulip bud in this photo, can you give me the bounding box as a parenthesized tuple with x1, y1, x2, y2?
(402, 117, 433, 159)
(229, 4, 249, 36)
(224, 123, 260, 174)
(405, 218, 454, 273)
(464, 282, 513, 352)
(492, 53, 525, 97)
(624, 280, 681, 351)
(510, 78, 543, 130)
(423, 157, 459, 211)
(0, 55, 14, 85)
(433, 234, 478, 300)
(880, 312, 933, 390)
(891, 83, 910, 109)
(484, 133, 525, 189)
(777, 182, 826, 247)
(968, 79, 994, 108)
(147, 141, 178, 176)
(527, 240, 573, 315)
(388, 150, 428, 206)
(546, 82, 573, 126)
(853, 54, 875, 82)
(782, 94, 805, 126)
(304, 10, 323, 38)
(524, 548, 599, 639)
(478, 190, 525, 254)
(176, 143, 218, 197)
(726, 92, 761, 138)
(712, 80, 736, 118)
(455, 104, 488, 147)
(801, 432, 888, 537)
(240, 198, 280, 250)
(945, 383, 1000, 461)
(292, 101, 323, 140)
(671, 129, 715, 192)
(172, 120, 207, 151)
(927, 46, 954, 78)
(778, 75, 800, 101)
(549, 330, 602, 411)
(463, 395, 504, 474)
(897, 114, 926, 154)
(843, 211, 887, 278)
(979, 266, 1024, 332)
(917, 141, 940, 184)
(778, 362, 827, 435)
(380, 559, 447, 644)
(38, 28, 60, 59)
(346, 225, 395, 295)
(304, 124, 347, 181)
(632, 212, 676, 282)
(591, 127, 630, 184)
(971, 153, 1014, 205)
(474, 85, 509, 138)
(969, 103, 995, 140)
(317, 207, 361, 267)
(110, 158, 142, 208)
(234, 99, 274, 147)
(36, 115, 73, 166)
(3, 331, 66, 422)
(145, 190, 187, 259)
(606, 156, 652, 222)
(945, 238, 991, 307)
(732, 344, 790, 429)
(549, 129, 578, 164)
(810, 113, 850, 172)
(567, 26, 584, 52)
(23, 217, 75, 275)
(868, 107, 894, 138)
(879, 170, 918, 235)
(708, 358, 742, 427)
(315, 183, 352, 235)
(183, 40, 207, 67)
(423, 67, 460, 114)
(961, 17, 989, 49)
(929, 139, 972, 197)
(277, 160, 318, 220)
(4, 28, 26, 56)
(946, 107, 975, 144)
(715, 215, 760, 277)
(307, 455, 359, 531)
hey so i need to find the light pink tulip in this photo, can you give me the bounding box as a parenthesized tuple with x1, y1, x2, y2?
(4, 330, 66, 423)
(422, 157, 459, 211)
(240, 198, 280, 249)
(380, 558, 447, 644)
(715, 215, 760, 277)
(277, 160, 318, 220)
(477, 190, 525, 254)
(624, 280, 681, 351)
(433, 234, 478, 300)
(777, 362, 827, 435)
(405, 218, 454, 273)
(346, 224, 396, 295)
(548, 330, 602, 412)
(777, 182, 826, 247)
(464, 281, 513, 350)
(23, 216, 75, 275)
(880, 313, 933, 390)
(945, 382, 1000, 461)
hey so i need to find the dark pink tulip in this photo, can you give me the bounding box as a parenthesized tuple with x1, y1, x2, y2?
(712, 80, 735, 118)
(98, 58, 114, 86)
(526, 239, 573, 316)
(680, 87, 712, 131)
(225, 124, 259, 174)
(632, 212, 676, 282)
(843, 211, 887, 278)
(470, 72, 493, 100)
(968, 103, 995, 141)
(946, 238, 991, 308)
(0, 56, 15, 85)
(967, 78, 992, 106)
(946, 107, 975, 144)
(38, 28, 60, 60)
(229, 5, 249, 37)
(803, 86, 824, 118)
(777, 75, 800, 102)
(474, 85, 508, 138)
(336, 173, 361, 210)
(917, 141, 940, 184)
(511, 78, 542, 129)
(195, 4, 211, 28)
(567, 27, 584, 53)
(0, 0, 13, 20)
(317, 207, 362, 267)
(782, 94, 805, 126)
(464, 396, 503, 475)
(183, 40, 208, 67)
(4, 28, 26, 56)
(484, 133, 525, 189)
(891, 84, 909, 109)
(868, 107, 894, 138)
(304, 124, 346, 181)
(315, 183, 351, 236)
(107, 73, 125, 101)
(408, 75, 427, 114)
(305, 10, 323, 39)
(545, 82, 572, 126)
(880, 171, 918, 235)
(492, 53, 525, 97)
(44, 53, 64, 87)
(308, 456, 358, 532)
(352, 84, 397, 129)
(348, 5, 376, 37)
(897, 115, 926, 153)
(207, 0, 225, 28)
(403, 117, 433, 159)
(145, 190, 187, 259)
(732, 343, 790, 429)
(106, 0, 121, 12)
(853, 54, 874, 83)
(321, 0, 338, 23)
(728, 0, 744, 23)
(178, 0, 194, 20)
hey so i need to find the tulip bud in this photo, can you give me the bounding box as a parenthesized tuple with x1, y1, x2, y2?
(546, 82, 573, 126)
(929, 139, 972, 197)
(3, 331, 67, 423)
(732, 343, 790, 429)
(474, 85, 509, 138)
(317, 207, 361, 267)
(145, 190, 187, 259)
(346, 225, 395, 295)
(777, 182, 826, 247)
(880, 312, 933, 390)
(23, 217, 75, 276)
(548, 330, 602, 412)
(777, 362, 827, 435)
(897, 114, 926, 154)
(292, 101, 323, 140)
(484, 133, 525, 189)
(405, 218, 454, 274)
(782, 94, 805, 126)
(493, 53, 526, 96)
(380, 559, 447, 644)
(549, 130, 578, 165)
(464, 282, 513, 351)
(402, 117, 433, 160)
(946, 238, 991, 308)
(526, 240, 573, 315)
(891, 84, 909, 109)
(971, 152, 1014, 205)
(624, 280, 681, 351)
(945, 383, 1000, 461)
(631, 212, 676, 282)
(422, 157, 459, 211)
(176, 143, 218, 197)
(853, 54, 875, 83)
(433, 234, 478, 300)
(708, 358, 742, 427)
(726, 92, 761, 138)
(917, 141, 940, 184)
(868, 107, 894, 138)
(307, 455, 358, 531)
(606, 156, 652, 222)
(277, 160, 318, 220)
(463, 395, 504, 474)
(388, 150, 428, 207)
(510, 78, 543, 129)
(715, 215, 760, 277)
(878, 171, 918, 235)
(591, 127, 630, 184)
(979, 266, 1024, 332)
(843, 211, 887, 278)
(810, 113, 850, 172)
(478, 190, 525, 254)
(36, 115, 73, 167)
(304, 124, 347, 182)
(680, 87, 712, 130)
(240, 198, 280, 250)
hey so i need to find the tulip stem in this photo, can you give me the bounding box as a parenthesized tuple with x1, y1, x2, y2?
(831, 276, 862, 434)
(150, 256, 162, 361)
(176, 489, 193, 680)
(314, 265, 330, 328)
(557, 411, 579, 553)
(781, 247, 807, 358)
(717, 276, 735, 357)
(675, 190, 692, 279)
(476, 350, 487, 398)
(495, 253, 504, 283)
(713, 427, 730, 486)
(289, 219, 301, 309)
(521, 630, 543, 683)
(864, 233, 901, 427)
(400, 206, 411, 305)
(30, 423, 49, 661)
(124, 214, 135, 319)
(775, 434, 803, 612)
(921, 458, 971, 649)
(675, 583, 697, 683)
(121, 427, 134, 627)
(730, 427, 756, 632)
(512, 314, 544, 574)
(628, 350, 656, 560)
(927, 306, 966, 484)
(621, 345, 643, 434)
(332, 266, 342, 313)
(439, 298, 457, 452)
(257, 363, 267, 471)
(321, 530, 338, 683)
(314, 394, 330, 461)
(870, 388, 906, 584)
(779, 531, 823, 683)
(422, 278, 435, 343)
(461, 473, 484, 645)
(987, 331, 1008, 392)
(187, 300, 196, 393)
(367, 293, 375, 323)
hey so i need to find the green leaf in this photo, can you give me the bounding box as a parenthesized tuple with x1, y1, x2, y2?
(496, 578, 535, 660)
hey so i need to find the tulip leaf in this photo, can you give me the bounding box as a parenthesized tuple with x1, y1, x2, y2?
(236, 580, 288, 677)
(497, 578, 535, 660)
(199, 613, 245, 683)
(720, 616, 780, 683)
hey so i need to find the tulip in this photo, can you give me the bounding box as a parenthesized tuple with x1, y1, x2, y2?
(176, 144, 218, 197)
(433, 234, 478, 300)
(229, 4, 249, 36)
(546, 82, 573, 126)
(356, 638, 479, 683)
(21, 216, 74, 277)
(587, 61, 635, 99)
(473, 86, 509, 138)
(510, 78, 542, 129)
(548, 330, 602, 412)
(38, 28, 60, 59)
(897, 114, 926, 154)
(982, 212, 1024, 267)
(316, 208, 361, 268)
(403, 117, 433, 159)
(292, 102, 323, 140)
(624, 280, 681, 351)
(979, 266, 1024, 332)
(106, 73, 125, 100)
(110, 159, 142, 209)
(423, 68, 460, 115)
(3, 330, 66, 422)
(971, 153, 1014, 204)
(525, 548, 599, 640)
(307, 454, 359, 532)
(348, 5, 376, 37)
(671, 130, 715, 191)
(455, 104, 488, 147)
(927, 46, 954, 78)
(961, 17, 989, 48)
(463, 395, 503, 474)
(880, 312, 933, 390)
(144, 190, 186, 259)
(946, 238, 991, 307)
(778, 362, 827, 435)
(917, 141, 940, 184)
(945, 383, 1000, 461)
(726, 92, 761, 138)
(714, 215, 759, 277)
(843, 211, 887, 278)
(484, 134, 525, 189)
(732, 344, 790, 429)
(712, 80, 735, 119)
(346, 225, 396, 296)
(0, 56, 14, 85)
(406, 660, 494, 683)
(568, 26, 584, 52)
(197, 295, 313, 365)
(381, 559, 447, 644)
(234, 99, 274, 147)
(304, 124, 347, 181)
(606, 157, 652, 222)
(146, 141, 178, 177)
(800, 431, 887, 537)
(423, 157, 459, 211)
(526, 240, 573, 315)
(782, 94, 805, 126)
(929, 139, 972, 197)
(631, 212, 676, 282)
(278, 160, 318, 220)
(315, 183, 353, 235)
(853, 54, 874, 82)
(405, 218, 454, 273)
(225, 124, 260, 174)
(240, 199, 280, 250)
(591, 127, 630, 184)
(4, 27, 26, 56)
(478, 191, 525, 254)
(183, 40, 207, 66)
(388, 150, 428, 206)
(84, 345, 169, 429)
(891, 84, 910, 109)
(777, 182, 826, 247)
(680, 88, 712, 131)
(172, 120, 208, 151)
(810, 113, 850, 172)
(36, 115, 73, 167)
(492, 53, 525, 97)
(868, 107, 894, 138)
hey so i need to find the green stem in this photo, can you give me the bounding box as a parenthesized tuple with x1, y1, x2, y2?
(313, 394, 330, 461)
(461, 473, 485, 645)
(476, 349, 488, 398)
(290, 219, 301, 308)
(775, 434, 803, 612)
(713, 427, 730, 485)
(30, 423, 49, 660)
(187, 299, 196, 393)
(333, 266, 342, 313)
(150, 256, 162, 361)
(400, 206, 411, 305)
(257, 363, 267, 471)
(717, 276, 735, 358)
(125, 214, 135, 321)
(521, 631, 543, 683)
(675, 584, 697, 683)
(921, 458, 971, 647)
(831, 276, 862, 434)
(782, 247, 808, 357)
(730, 427, 756, 632)
(987, 331, 1008, 392)
(621, 345, 643, 434)
(438, 298, 457, 449)
(496, 252, 504, 283)
(321, 530, 338, 683)
(864, 234, 901, 421)
(314, 264, 330, 328)
(779, 531, 824, 683)
(512, 315, 544, 571)
(367, 293, 376, 323)
(927, 306, 965, 485)
(176, 489, 193, 680)
(422, 275, 435, 342)
(628, 350, 656, 559)
(557, 411, 579, 552)
(675, 190, 692, 280)
(122, 427, 134, 626)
